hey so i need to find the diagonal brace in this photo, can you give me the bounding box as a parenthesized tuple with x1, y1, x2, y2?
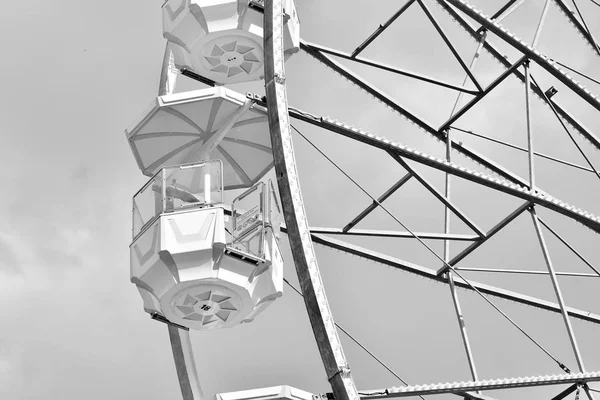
(351, 0, 416, 58)
(343, 173, 412, 232)
(440, 56, 527, 131)
(388, 152, 486, 237)
(438, 202, 532, 274)
(417, 0, 483, 92)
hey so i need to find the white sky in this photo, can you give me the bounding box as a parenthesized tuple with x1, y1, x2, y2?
(1, 1, 600, 399)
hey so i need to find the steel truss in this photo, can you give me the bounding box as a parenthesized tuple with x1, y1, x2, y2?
(264, 1, 359, 400)
(273, 0, 600, 398)
(350, 371, 600, 398)
(160, 1, 600, 399)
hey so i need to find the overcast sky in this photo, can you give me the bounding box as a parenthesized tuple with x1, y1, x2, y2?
(1, 1, 600, 399)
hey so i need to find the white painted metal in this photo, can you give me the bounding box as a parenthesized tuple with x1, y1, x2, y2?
(216, 385, 313, 400)
(168, 325, 205, 400)
(125, 87, 274, 190)
(130, 162, 284, 331)
(162, 0, 299, 83)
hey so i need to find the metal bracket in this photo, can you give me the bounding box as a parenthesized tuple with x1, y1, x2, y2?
(151, 312, 190, 331)
(180, 68, 216, 87)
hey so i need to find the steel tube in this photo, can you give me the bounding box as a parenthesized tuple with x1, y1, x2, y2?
(389, 153, 485, 237)
(312, 227, 480, 241)
(434, 0, 600, 151)
(351, 0, 416, 57)
(304, 42, 478, 95)
(537, 217, 600, 277)
(531, 0, 550, 48)
(296, 230, 600, 324)
(450, 127, 595, 173)
(448, 272, 480, 383)
(264, 2, 359, 399)
(454, 267, 600, 278)
(343, 174, 412, 232)
(530, 208, 586, 372)
(285, 110, 600, 233)
(439, 57, 527, 132)
(354, 372, 600, 398)
(553, 0, 600, 55)
(524, 61, 535, 189)
(443, 0, 600, 113)
(439, 202, 532, 274)
(417, 0, 482, 91)
(168, 326, 204, 400)
(300, 41, 531, 186)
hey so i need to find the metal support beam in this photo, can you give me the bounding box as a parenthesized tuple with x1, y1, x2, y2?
(417, 0, 483, 91)
(551, 384, 579, 400)
(292, 230, 600, 324)
(264, 2, 359, 400)
(524, 60, 535, 189)
(450, 126, 596, 173)
(168, 326, 203, 400)
(443, 78, 479, 384)
(434, 0, 600, 151)
(531, 0, 550, 48)
(284, 110, 600, 233)
(439, 202, 531, 274)
(159, 43, 178, 96)
(459, 392, 498, 400)
(313, 227, 479, 241)
(552, 0, 600, 56)
(439, 57, 527, 132)
(529, 74, 600, 181)
(449, 26, 487, 119)
(303, 42, 479, 94)
(551, 59, 600, 86)
(487, 0, 527, 23)
(388, 153, 485, 237)
(448, 271, 480, 384)
(351, 0, 416, 58)
(300, 40, 531, 186)
(343, 173, 412, 232)
(443, 0, 600, 113)
(530, 208, 587, 372)
(355, 371, 600, 398)
(537, 217, 600, 277)
(455, 267, 600, 278)
(179, 68, 216, 86)
(584, 385, 597, 400)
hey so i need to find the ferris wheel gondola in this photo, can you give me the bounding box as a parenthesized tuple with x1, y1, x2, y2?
(125, 1, 600, 400)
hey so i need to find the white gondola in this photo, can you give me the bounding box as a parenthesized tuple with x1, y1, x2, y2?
(162, 0, 299, 83)
(127, 88, 283, 330)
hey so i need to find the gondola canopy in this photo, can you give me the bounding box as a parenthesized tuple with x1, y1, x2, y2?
(126, 87, 273, 190)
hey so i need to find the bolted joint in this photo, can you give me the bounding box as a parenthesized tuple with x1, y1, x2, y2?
(327, 365, 352, 381)
(274, 73, 286, 84)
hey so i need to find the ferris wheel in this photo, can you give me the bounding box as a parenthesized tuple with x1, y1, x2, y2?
(125, 1, 600, 400)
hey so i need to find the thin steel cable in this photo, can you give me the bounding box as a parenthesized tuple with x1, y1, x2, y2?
(571, 0, 600, 56)
(537, 217, 600, 277)
(450, 126, 595, 173)
(282, 278, 426, 400)
(291, 124, 571, 372)
(529, 74, 600, 181)
(550, 59, 600, 86)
